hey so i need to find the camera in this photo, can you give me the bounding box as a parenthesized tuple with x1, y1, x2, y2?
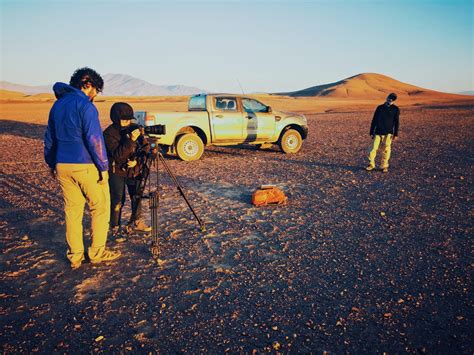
(144, 124, 166, 136)
(126, 123, 166, 136)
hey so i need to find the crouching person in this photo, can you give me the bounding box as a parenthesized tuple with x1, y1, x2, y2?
(104, 102, 151, 242)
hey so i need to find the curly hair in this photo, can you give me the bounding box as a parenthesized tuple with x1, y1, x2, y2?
(69, 67, 104, 93)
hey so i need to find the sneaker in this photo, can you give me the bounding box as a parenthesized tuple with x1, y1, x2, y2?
(115, 235, 127, 243)
(70, 256, 85, 269)
(109, 226, 127, 243)
(365, 165, 375, 171)
(90, 249, 121, 264)
(382, 167, 389, 173)
(130, 219, 152, 233)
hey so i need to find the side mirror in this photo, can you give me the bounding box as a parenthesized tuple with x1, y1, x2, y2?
(267, 106, 272, 113)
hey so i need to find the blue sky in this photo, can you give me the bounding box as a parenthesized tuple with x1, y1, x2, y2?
(1, 0, 472, 93)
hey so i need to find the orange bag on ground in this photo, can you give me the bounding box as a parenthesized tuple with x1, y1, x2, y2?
(252, 185, 288, 206)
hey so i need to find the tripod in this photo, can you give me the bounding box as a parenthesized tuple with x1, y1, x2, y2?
(134, 148, 206, 257)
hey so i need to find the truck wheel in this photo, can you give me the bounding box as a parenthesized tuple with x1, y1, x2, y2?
(279, 129, 302, 154)
(176, 133, 204, 161)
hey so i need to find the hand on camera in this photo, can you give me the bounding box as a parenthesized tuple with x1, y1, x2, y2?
(127, 160, 137, 168)
(130, 129, 141, 142)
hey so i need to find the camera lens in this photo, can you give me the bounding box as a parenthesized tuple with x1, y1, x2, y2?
(144, 124, 166, 135)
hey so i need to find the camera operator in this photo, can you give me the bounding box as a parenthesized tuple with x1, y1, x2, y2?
(104, 102, 151, 241)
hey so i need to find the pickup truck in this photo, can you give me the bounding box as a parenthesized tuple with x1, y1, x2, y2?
(135, 94, 308, 161)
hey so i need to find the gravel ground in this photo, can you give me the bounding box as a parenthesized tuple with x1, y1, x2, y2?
(0, 107, 473, 353)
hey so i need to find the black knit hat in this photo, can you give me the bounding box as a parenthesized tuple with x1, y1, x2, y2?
(110, 102, 134, 123)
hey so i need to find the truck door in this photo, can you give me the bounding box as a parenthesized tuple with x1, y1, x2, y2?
(242, 98, 276, 141)
(210, 96, 244, 142)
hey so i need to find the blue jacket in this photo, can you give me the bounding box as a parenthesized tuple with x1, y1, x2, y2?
(44, 83, 109, 171)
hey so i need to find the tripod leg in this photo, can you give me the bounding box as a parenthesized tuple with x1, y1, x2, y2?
(158, 153, 206, 232)
(142, 155, 159, 258)
(150, 190, 160, 257)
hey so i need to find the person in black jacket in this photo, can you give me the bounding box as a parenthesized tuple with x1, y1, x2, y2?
(366, 93, 400, 173)
(104, 102, 151, 240)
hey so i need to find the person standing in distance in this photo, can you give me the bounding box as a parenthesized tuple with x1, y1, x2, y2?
(44, 67, 121, 269)
(366, 92, 400, 173)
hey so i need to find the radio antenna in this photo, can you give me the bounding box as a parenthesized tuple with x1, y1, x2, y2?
(236, 78, 245, 95)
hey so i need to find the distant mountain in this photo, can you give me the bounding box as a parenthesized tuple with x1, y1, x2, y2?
(101, 74, 206, 96)
(2, 72, 469, 99)
(0, 74, 206, 96)
(0, 81, 52, 95)
(276, 73, 466, 99)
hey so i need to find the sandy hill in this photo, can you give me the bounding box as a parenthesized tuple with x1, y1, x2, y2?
(0, 89, 27, 99)
(277, 73, 467, 100)
(0, 89, 55, 102)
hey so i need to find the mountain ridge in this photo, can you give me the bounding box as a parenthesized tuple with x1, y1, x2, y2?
(276, 73, 468, 99)
(1, 73, 470, 99)
(101, 74, 206, 96)
(0, 74, 206, 97)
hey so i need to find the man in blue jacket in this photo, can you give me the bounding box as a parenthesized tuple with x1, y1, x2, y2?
(44, 67, 120, 268)
(366, 92, 400, 173)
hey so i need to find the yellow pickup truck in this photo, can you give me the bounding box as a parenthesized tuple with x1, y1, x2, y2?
(135, 94, 308, 161)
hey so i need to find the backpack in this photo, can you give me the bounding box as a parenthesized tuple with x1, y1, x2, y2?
(252, 185, 287, 206)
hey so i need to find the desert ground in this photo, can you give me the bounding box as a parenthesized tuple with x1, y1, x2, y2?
(0, 93, 473, 352)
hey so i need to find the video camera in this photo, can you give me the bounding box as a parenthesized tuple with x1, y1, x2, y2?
(126, 123, 166, 137)
(144, 124, 166, 136)
(121, 123, 164, 173)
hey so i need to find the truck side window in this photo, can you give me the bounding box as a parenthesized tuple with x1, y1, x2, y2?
(216, 98, 226, 109)
(215, 97, 237, 111)
(189, 95, 206, 111)
(242, 98, 267, 113)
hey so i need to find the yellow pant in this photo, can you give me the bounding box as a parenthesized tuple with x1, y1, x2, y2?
(56, 163, 110, 264)
(368, 134, 392, 168)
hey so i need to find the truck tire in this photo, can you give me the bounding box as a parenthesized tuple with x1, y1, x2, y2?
(176, 133, 204, 161)
(279, 129, 302, 154)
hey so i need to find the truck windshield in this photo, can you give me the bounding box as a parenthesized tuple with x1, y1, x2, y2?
(189, 95, 206, 111)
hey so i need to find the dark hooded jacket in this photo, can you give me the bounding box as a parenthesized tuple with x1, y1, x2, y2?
(44, 83, 109, 171)
(103, 122, 138, 177)
(370, 103, 400, 136)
